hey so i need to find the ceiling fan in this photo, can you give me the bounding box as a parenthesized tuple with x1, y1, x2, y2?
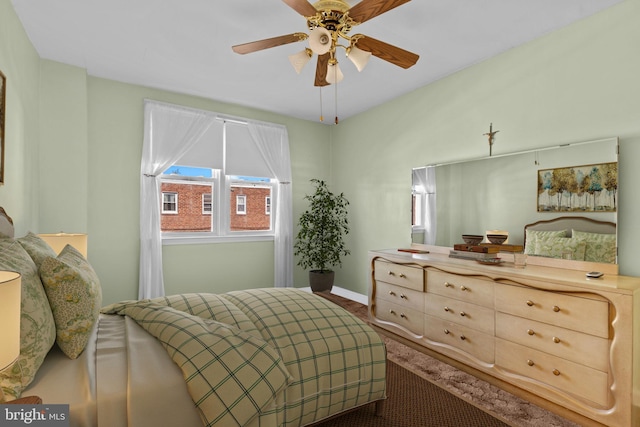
(232, 0, 420, 87)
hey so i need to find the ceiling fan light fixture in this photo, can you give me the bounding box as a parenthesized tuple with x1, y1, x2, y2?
(309, 27, 333, 55)
(346, 45, 372, 72)
(326, 60, 343, 84)
(288, 48, 313, 74)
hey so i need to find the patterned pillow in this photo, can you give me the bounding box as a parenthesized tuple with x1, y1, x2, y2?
(534, 237, 586, 261)
(524, 229, 567, 255)
(39, 245, 102, 359)
(17, 232, 58, 269)
(572, 230, 617, 264)
(0, 238, 56, 401)
(104, 302, 292, 426)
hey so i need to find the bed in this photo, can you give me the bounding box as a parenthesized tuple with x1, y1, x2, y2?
(523, 215, 617, 264)
(0, 208, 387, 426)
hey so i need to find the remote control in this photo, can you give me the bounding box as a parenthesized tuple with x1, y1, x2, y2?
(586, 271, 603, 278)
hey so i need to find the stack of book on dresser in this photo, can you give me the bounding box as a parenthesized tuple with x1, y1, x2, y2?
(449, 244, 501, 261)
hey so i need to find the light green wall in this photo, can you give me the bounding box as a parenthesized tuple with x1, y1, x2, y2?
(3, 0, 640, 304)
(0, 0, 40, 230)
(332, 0, 640, 295)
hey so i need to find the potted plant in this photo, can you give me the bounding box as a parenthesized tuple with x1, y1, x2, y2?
(294, 179, 350, 292)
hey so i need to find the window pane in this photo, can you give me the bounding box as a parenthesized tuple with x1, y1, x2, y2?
(161, 182, 214, 232)
(229, 178, 272, 232)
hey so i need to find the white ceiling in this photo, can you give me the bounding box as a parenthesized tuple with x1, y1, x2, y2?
(11, 0, 624, 123)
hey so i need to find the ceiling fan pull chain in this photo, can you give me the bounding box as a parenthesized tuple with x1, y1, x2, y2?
(334, 70, 339, 125)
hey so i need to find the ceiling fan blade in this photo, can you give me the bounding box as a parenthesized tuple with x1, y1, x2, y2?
(355, 36, 419, 69)
(314, 53, 331, 87)
(282, 0, 318, 17)
(232, 33, 308, 55)
(348, 0, 411, 24)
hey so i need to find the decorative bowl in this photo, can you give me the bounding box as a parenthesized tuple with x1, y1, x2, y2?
(462, 234, 484, 246)
(486, 234, 508, 245)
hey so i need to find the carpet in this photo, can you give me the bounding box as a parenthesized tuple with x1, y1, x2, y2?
(315, 359, 509, 427)
(315, 292, 581, 427)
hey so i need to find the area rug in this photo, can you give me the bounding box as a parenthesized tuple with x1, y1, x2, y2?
(316, 360, 509, 427)
(315, 292, 580, 427)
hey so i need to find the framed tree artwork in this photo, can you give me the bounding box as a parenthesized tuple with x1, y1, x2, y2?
(0, 69, 5, 184)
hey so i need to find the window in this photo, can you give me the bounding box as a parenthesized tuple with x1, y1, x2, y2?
(158, 120, 276, 242)
(236, 195, 246, 215)
(162, 192, 177, 214)
(203, 193, 212, 214)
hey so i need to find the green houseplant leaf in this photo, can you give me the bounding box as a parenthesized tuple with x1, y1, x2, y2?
(294, 179, 350, 273)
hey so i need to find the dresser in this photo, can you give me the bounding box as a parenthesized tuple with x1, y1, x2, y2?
(368, 248, 640, 427)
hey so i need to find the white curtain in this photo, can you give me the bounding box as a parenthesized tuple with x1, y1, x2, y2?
(139, 101, 215, 299)
(413, 166, 437, 245)
(248, 122, 293, 288)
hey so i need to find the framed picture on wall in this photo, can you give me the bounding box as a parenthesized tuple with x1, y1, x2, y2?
(0, 69, 5, 184)
(537, 162, 618, 213)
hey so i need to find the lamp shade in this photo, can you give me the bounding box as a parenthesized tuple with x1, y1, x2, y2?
(308, 27, 332, 55)
(38, 233, 88, 258)
(326, 61, 344, 84)
(347, 45, 372, 72)
(0, 271, 21, 372)
(288, 48, 312, 74)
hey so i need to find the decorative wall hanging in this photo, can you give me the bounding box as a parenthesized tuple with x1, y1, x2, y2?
(537, 162, 617, 212)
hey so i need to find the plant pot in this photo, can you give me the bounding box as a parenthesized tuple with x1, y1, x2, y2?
(309, 270, 335, 293)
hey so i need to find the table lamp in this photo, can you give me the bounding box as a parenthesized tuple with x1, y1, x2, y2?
(38, 233, 88, 258)
(0, 271, 21, 402)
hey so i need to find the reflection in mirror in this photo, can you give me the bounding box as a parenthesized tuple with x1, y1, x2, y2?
(412, 137, 618, 263)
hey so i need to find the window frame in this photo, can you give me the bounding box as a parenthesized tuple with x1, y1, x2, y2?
(162, 192, 178, 214)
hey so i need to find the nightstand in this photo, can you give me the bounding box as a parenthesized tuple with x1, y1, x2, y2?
(5, 396, 42, 404)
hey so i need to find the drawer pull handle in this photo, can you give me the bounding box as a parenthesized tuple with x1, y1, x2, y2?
(399, 273, 407, 278)
(444, 306, 450, 312)
(553, 305, 561, 313)
(445, 282, 453, 288)
(400, 294, 407, 299)
(388, 271, 395, 276)
(460, 311, 466, 317)
(400, 313, 407, 319)
(444, 329, 450, 335)
(527, 329, 535, 336)
(389, 309, 396, 315)
(526, 300, 534, 307)
(460, 285, 468, 291)
(527, 359, 535, 367)
(552, 369, 561, 376)
(460, 335, 466, 341)
(388, 291, 396, 296)
(553, 337, 561, 344)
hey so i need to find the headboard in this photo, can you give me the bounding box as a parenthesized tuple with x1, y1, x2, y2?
(523, 216, 616, 246)
(0, 206, 14, 237)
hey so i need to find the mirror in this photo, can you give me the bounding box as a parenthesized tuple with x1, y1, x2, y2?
(412, 137, 618, 262)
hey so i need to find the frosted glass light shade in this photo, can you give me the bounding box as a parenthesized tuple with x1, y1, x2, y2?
(347, 45, 372, 72)
(38, 233, 88, 258)
(288, 48, 312, 74)
(0, 271, 21, 372)
(309, 27, 332, 55)
(326, 61, 344, 84)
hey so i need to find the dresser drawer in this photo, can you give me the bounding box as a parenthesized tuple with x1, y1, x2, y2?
(425, 293, 494, 335)
(374, 299, 423, 335)
(374, 260, 424, 291)
(376, 281, 424, 312)
(496, 339, 609, 406)
(496, 312, 609, 372)
(425, 315, 495, 363)
(427, 270, 494, 308)
(495, 285, 609, 338)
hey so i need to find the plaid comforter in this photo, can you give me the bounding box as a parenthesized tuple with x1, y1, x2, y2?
(102, 289, 386, 427)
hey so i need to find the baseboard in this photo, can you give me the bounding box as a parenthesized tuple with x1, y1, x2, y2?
(300, 286, 368, 305)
